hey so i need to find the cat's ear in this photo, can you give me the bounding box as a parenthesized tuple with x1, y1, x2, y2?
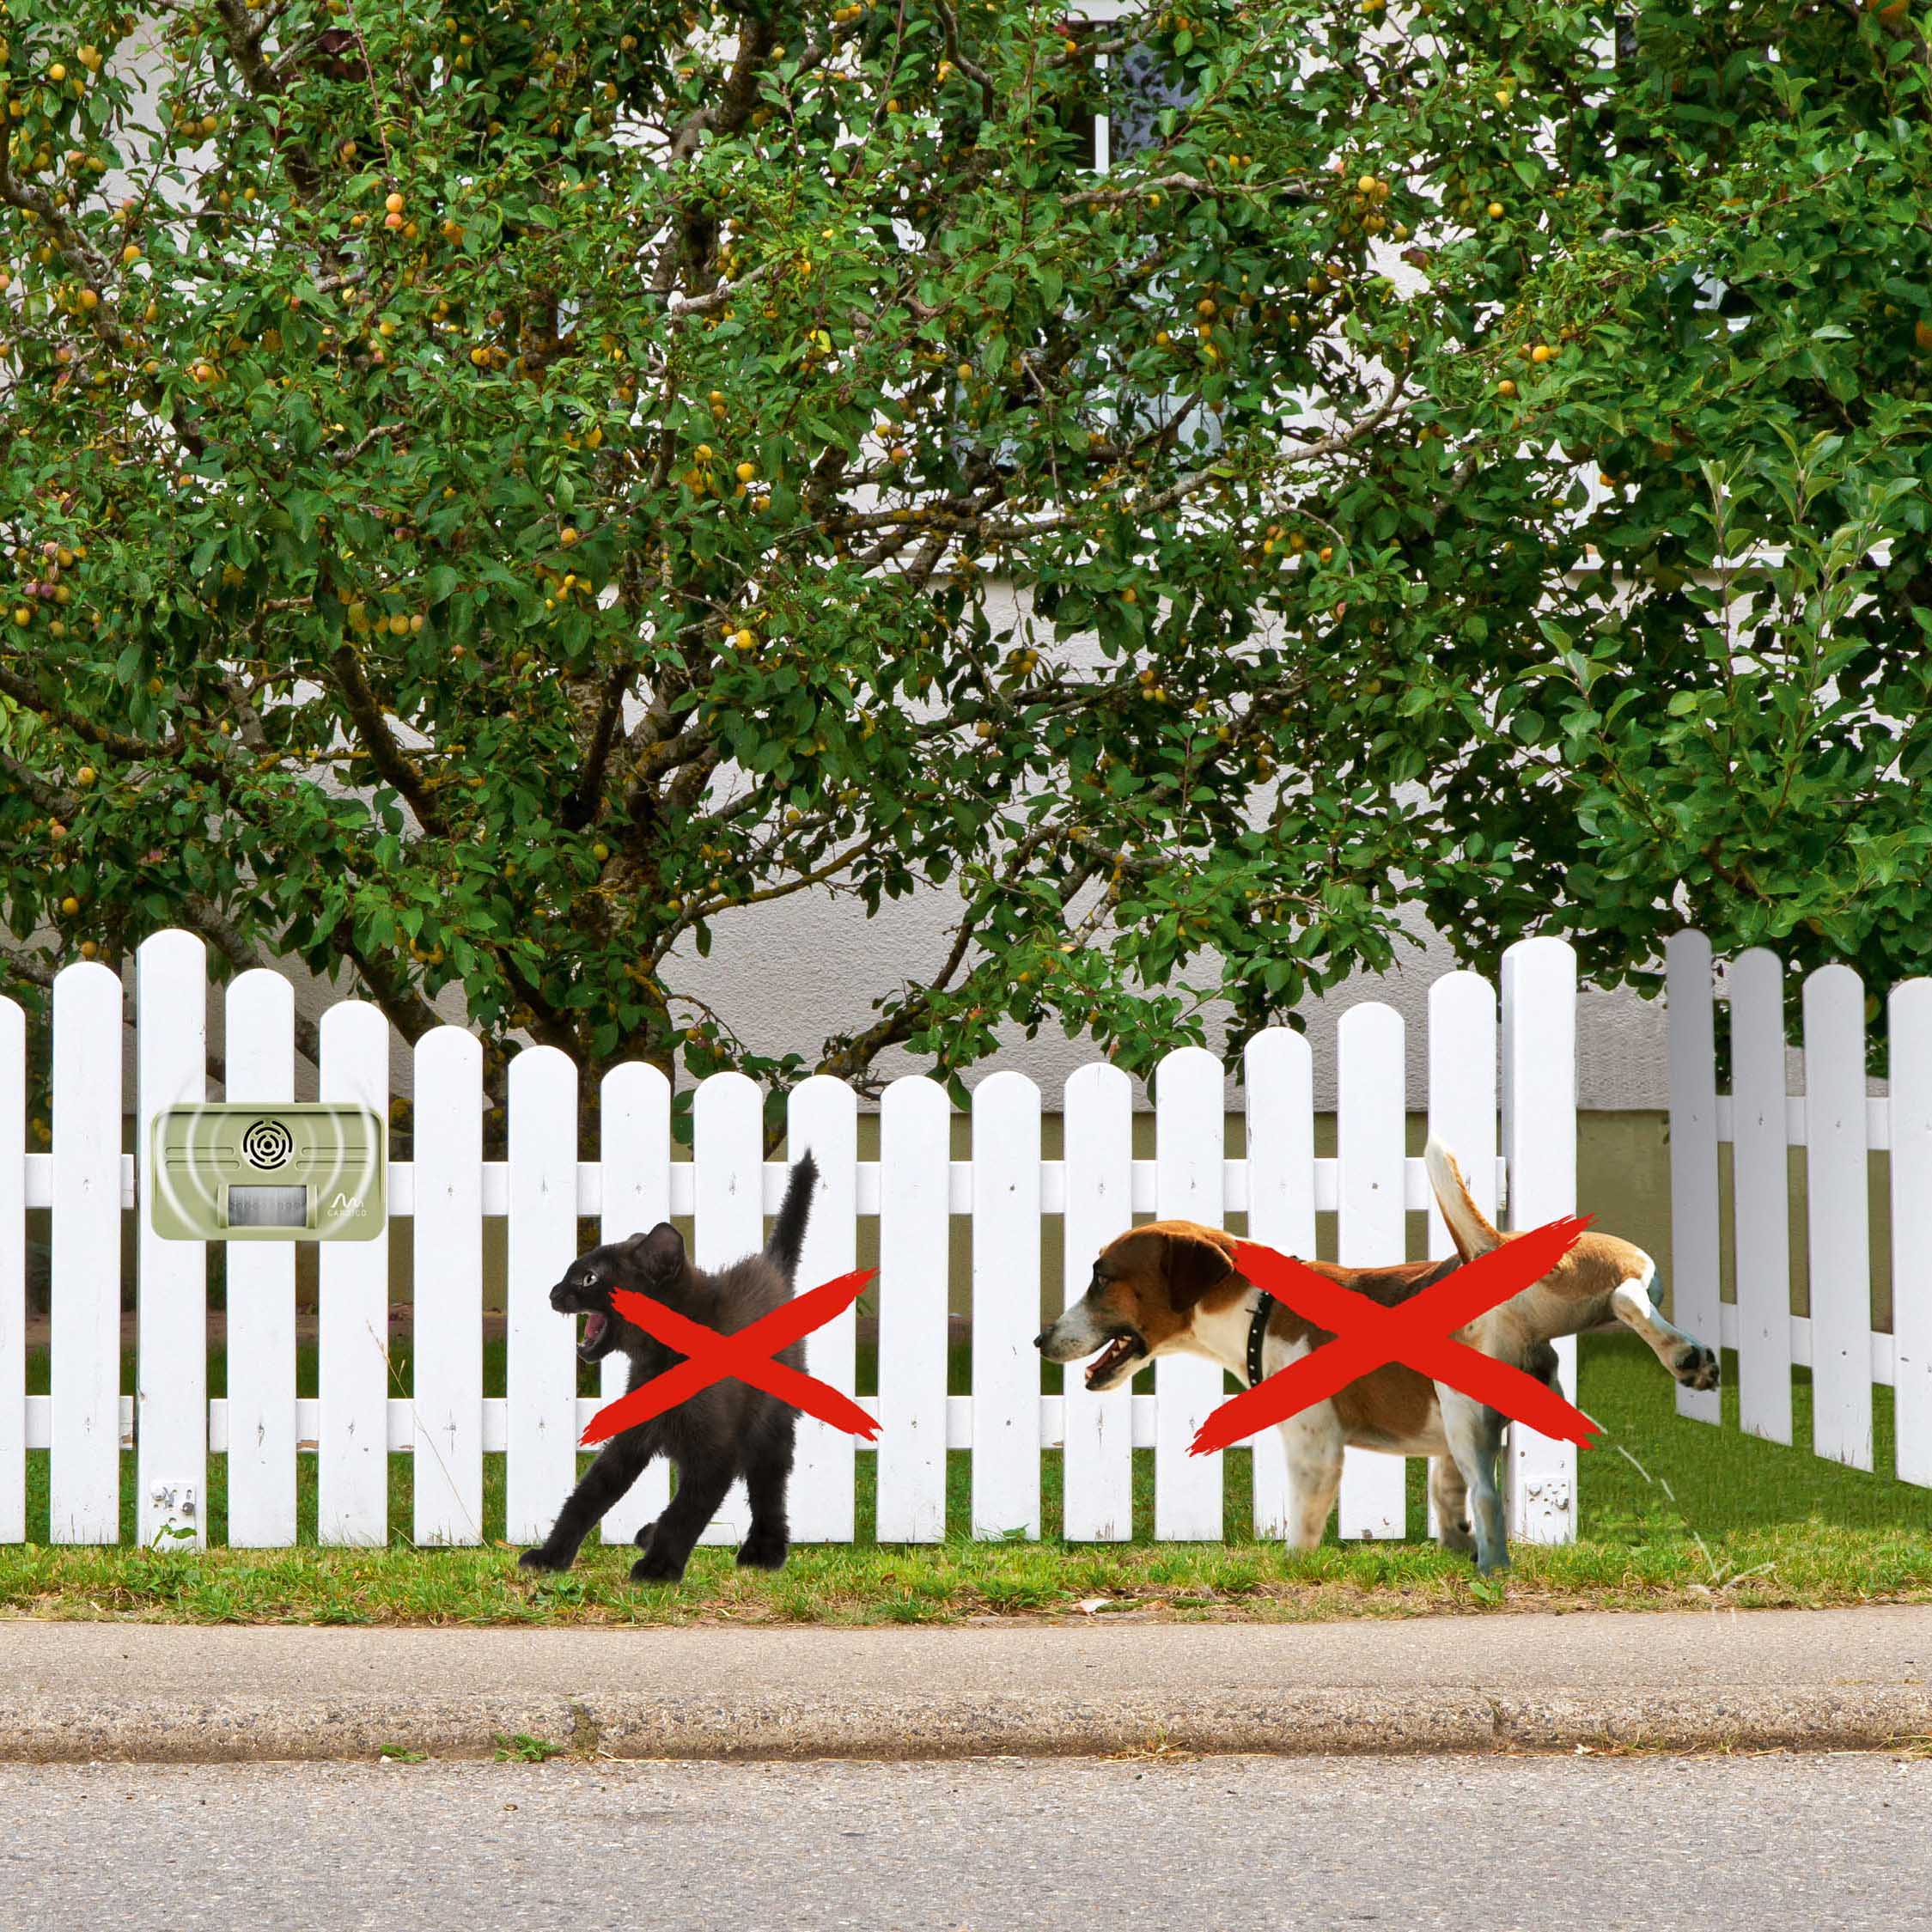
(624, 1222, 686, 1276)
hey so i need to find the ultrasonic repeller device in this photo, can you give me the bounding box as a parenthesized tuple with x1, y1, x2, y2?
(149, 1102, 387, 1241)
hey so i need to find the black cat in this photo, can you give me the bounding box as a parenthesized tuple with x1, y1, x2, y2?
(519, 1152, 817, 1584)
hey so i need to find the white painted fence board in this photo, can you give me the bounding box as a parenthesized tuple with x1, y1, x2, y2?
(505, 1047, 581, 1543)
(1502, 937, 1578, 1543)
(50, 964, 125, 1544)
(876, 1076, 951, 1543)
(597, 1062, 672, 1545)
(136, 933, 208, 1548)
(0, 1000, 24, 1545)
(1061, 1063, 1134, 1542)
(1155, 1047, 1226, 1541)
(317, 1002, 390, 1545)
(1729, 948, 1795, 1444)
(972, 1072, 1041, 1539)
(1892, 979, 1932, 1488)
(223, 970, 296, 1548)
(412, 1027, 485, 1545)
(1337, 1005, 1407, 1539)
(692, 1072, 764, 1544)
(1244, 1029, 1315, 1541)
(788, 1076, 859, 1543)
(1427, 972, 1496, 1535)
(1666, 931, 1723, 1424)
(1802, 966, 1874, 1470)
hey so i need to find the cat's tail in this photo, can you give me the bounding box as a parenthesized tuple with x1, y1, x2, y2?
(766, 1150, 818, 1283)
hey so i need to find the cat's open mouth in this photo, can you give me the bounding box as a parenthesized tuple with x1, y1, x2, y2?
(1086, 1330, 1146, 1388)
(577, 1310, 610, 1360)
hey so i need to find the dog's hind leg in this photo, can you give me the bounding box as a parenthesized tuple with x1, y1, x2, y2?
(1428, 1455, 1474, 1554)
(737, 1435, 795, 1571)
(1438, 1388, 1508, 1574)
(631, 1462, 736, 1585)
(1610, 1263, 1719, 1392)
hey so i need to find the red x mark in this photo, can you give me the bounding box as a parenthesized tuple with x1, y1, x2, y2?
(579, 1269, 881, 1447)
(1190, 1218, 1602, 1457)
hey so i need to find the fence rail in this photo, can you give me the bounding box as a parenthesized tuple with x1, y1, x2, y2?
(1667, 929, 1932, 1486)
(3, 930, 1580, 1551)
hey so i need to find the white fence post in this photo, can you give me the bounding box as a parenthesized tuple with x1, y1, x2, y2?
(876, 1075, 951, 1543)
(1502, 936, 1577, 1544)
(1154, 1046, 1226, 1542)
(1061, 1061, 1134, 1542)
(505, 1045, 579, 1545)
(0, 997, 24, 1545)
(788, 1074, 859, 1543)
(1244, 1027, 1315, 1540)
(1337, 1003, 1407, 1539)
(412, 1026, 484, 1545)
(1891, 978, 1932, 1489)
(137, 930, 207, 1548)
(1427, 972, 1497, 1535)
(224, 968, 296, 1548)
(1802, 964, 1874, 1470)
(597, 1061, 672, 1545)
(972, 1071, 1042, 1539)
(1729, 948, 1795, 1444)
(1665, 931, 1722, 1425)
(318, 1001, 390, 1545)
(692, 1070, 763, 1545)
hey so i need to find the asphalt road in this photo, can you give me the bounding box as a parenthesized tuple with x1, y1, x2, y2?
(6, 1752, 1930, 1931)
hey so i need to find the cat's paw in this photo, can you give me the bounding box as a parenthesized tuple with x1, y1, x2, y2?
(631, 1547, 688, 1585)
(632, 1517, 661, 1550)
(518, 1546, 569, 1573)
(736, 1535, 789, 1572)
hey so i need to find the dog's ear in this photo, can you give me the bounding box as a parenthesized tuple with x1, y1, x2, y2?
(623, 1222, 686, 1277)
(1165, 1229, 1234, 1309)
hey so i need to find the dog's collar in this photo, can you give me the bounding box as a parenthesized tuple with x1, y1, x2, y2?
(1245, 1294, 1272, 1389)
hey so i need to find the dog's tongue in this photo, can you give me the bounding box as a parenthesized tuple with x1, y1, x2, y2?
(578, 1311, 608, 1356)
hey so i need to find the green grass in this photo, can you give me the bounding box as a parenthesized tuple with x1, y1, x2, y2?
(5, 1333, 1929, 1624)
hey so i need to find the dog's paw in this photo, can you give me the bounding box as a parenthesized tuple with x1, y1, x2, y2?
(631, 1549, 688, 1586)
(1673, 1343, 1720, 1393)
(736, 1535, 789, 1572)
(518, 1546, 568, 1573)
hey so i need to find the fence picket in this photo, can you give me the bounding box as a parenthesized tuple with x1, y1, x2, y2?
(1427, 972, 1496, 1535)
(412, 1027, 484, 1545)
(1729, 948, 1795, 1444)
(1666, 931, 1723, 1425)
(692, 1071, 763, 1544)
(1891, 978, 1932, 1487)
(1337, 1004, 1407, 1539)
(0, 999, 24, 1545)
(1155, 1047, 1226, 1541)
(788, 1075, 859, 1542)
(317, 1001, 390, 1545)
(1244, 1028, 1315, 1540)
(223, 969, 296, 1548)
(1061, 1062, 1134, 1542)
(877, 1076, 951, 1543)
(506, 1048, 580, 1544)
(597, 1062, 672, 1544)
(1502, 937, 1578, 1544)
(137, 931, 208, 1548)
(972, 1071, 1041, 1539)
(1802, 965, 1873, 1470)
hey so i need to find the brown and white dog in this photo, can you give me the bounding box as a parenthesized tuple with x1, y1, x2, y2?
(1034, 1136, 1718, 1573)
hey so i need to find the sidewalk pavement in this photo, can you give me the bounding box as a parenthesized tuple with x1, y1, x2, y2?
(3, 1605, 1931, 1764)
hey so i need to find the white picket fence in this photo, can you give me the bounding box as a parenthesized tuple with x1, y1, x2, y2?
(1667, 929, 1931, 1483)
(1, 931, 1581, 1550)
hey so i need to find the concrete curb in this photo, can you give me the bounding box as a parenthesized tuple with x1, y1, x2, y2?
(7, 1609, 1932, 1764)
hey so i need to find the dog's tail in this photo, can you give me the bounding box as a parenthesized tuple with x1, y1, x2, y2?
(1423, 1136, 1502, 1264)
(766, 1150, 818, 1283)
